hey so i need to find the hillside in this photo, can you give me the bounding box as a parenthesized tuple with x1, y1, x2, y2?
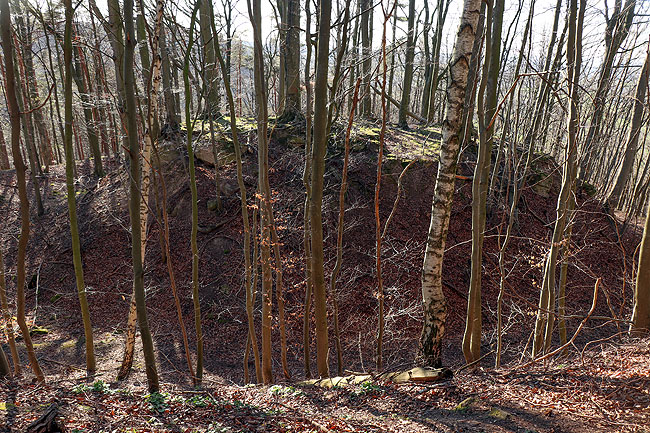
(0, 124, 648, 432)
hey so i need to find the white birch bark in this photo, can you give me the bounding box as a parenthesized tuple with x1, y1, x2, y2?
(417, 0, 482, 367)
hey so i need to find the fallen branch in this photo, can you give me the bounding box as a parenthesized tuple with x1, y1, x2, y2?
(26, 403, 61, 433)
(298, 367, 452, 387)
(455, 349, 495, 374)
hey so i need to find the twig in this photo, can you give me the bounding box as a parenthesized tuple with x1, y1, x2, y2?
(41, 357, 86, 371)
(20, 84, 55, 115)
(455, 350, 495, 374)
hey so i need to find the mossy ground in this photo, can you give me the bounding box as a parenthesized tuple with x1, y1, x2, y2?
(349, 120, 442, 161)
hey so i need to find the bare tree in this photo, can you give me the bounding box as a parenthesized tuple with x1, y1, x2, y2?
(248, 0, 279, 383)
(397, 0, 416, 128)
(124, 0, 159, 392)
(0, 247, 20, 374)
(64, 0, 95, 372)
(606, 42, 650, 209)
(309, 0, 333, 378)
(631, 197, 650, 332)
(532, 0, 586, 358)
(417, 0, 482, 368)
(579, 0, 636, 181)
(0, 0, 44, 382)
(464, 0, 505, 365)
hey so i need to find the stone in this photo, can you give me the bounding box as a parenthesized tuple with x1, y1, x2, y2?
(488, 408, 510, 420)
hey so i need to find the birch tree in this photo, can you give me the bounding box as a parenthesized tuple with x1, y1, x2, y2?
(417, 0, 482, 368)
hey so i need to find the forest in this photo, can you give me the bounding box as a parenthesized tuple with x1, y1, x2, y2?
(0, 0, 649, 431)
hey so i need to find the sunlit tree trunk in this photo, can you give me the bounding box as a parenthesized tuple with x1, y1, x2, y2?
(532, 0, 586, 358)
(631, 199, 650, 332)
(124, 0, 159, 393)
(464, 0, 504, 365)
(248, 0, 277, 384)
(309, 0, 332, 378)
(417, 0, 482, 368)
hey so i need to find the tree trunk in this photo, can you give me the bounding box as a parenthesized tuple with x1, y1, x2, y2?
(279, 0, 300, 120)
(606, 44, 650, 209)
(579, 0, 635, 181)
(309, 0, 332, 378)
(0, 0, 45, 382)
(631, 198, 650, 332)
(360, 0, 371, 117)
(89, 0, 126, 159)
(0, 246, 20, 374)
(386, 8, 396, 122)
(427, 0, 449, 125)
(302, 0, 314, 379)
(183, 2, 204, 385)
(199, 0, 220, 117)
(9, 48, 44, 216)
(326, 2, 351, 135)
(212, 15, 261, 383)
(124, 0, 159, 393)
(398, 0, 416, 128)
(160, 25, 180, 133)
(71, 30, 104, 177)
(464, 0, 504, 365)
(458, 0, 486, 147)
(417, 0, 482, 368)
(64, 0, 96, 373)
(0, 127, 9, 169)
(532, 0, 586, 358)
(17, 14, 54, 170)
(248, 0, 277, 384)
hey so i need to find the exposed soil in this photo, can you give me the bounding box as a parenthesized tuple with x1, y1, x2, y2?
(0, 123, 648, 432)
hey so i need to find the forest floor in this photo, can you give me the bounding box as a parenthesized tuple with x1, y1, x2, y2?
(0, 121, 649, 432)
